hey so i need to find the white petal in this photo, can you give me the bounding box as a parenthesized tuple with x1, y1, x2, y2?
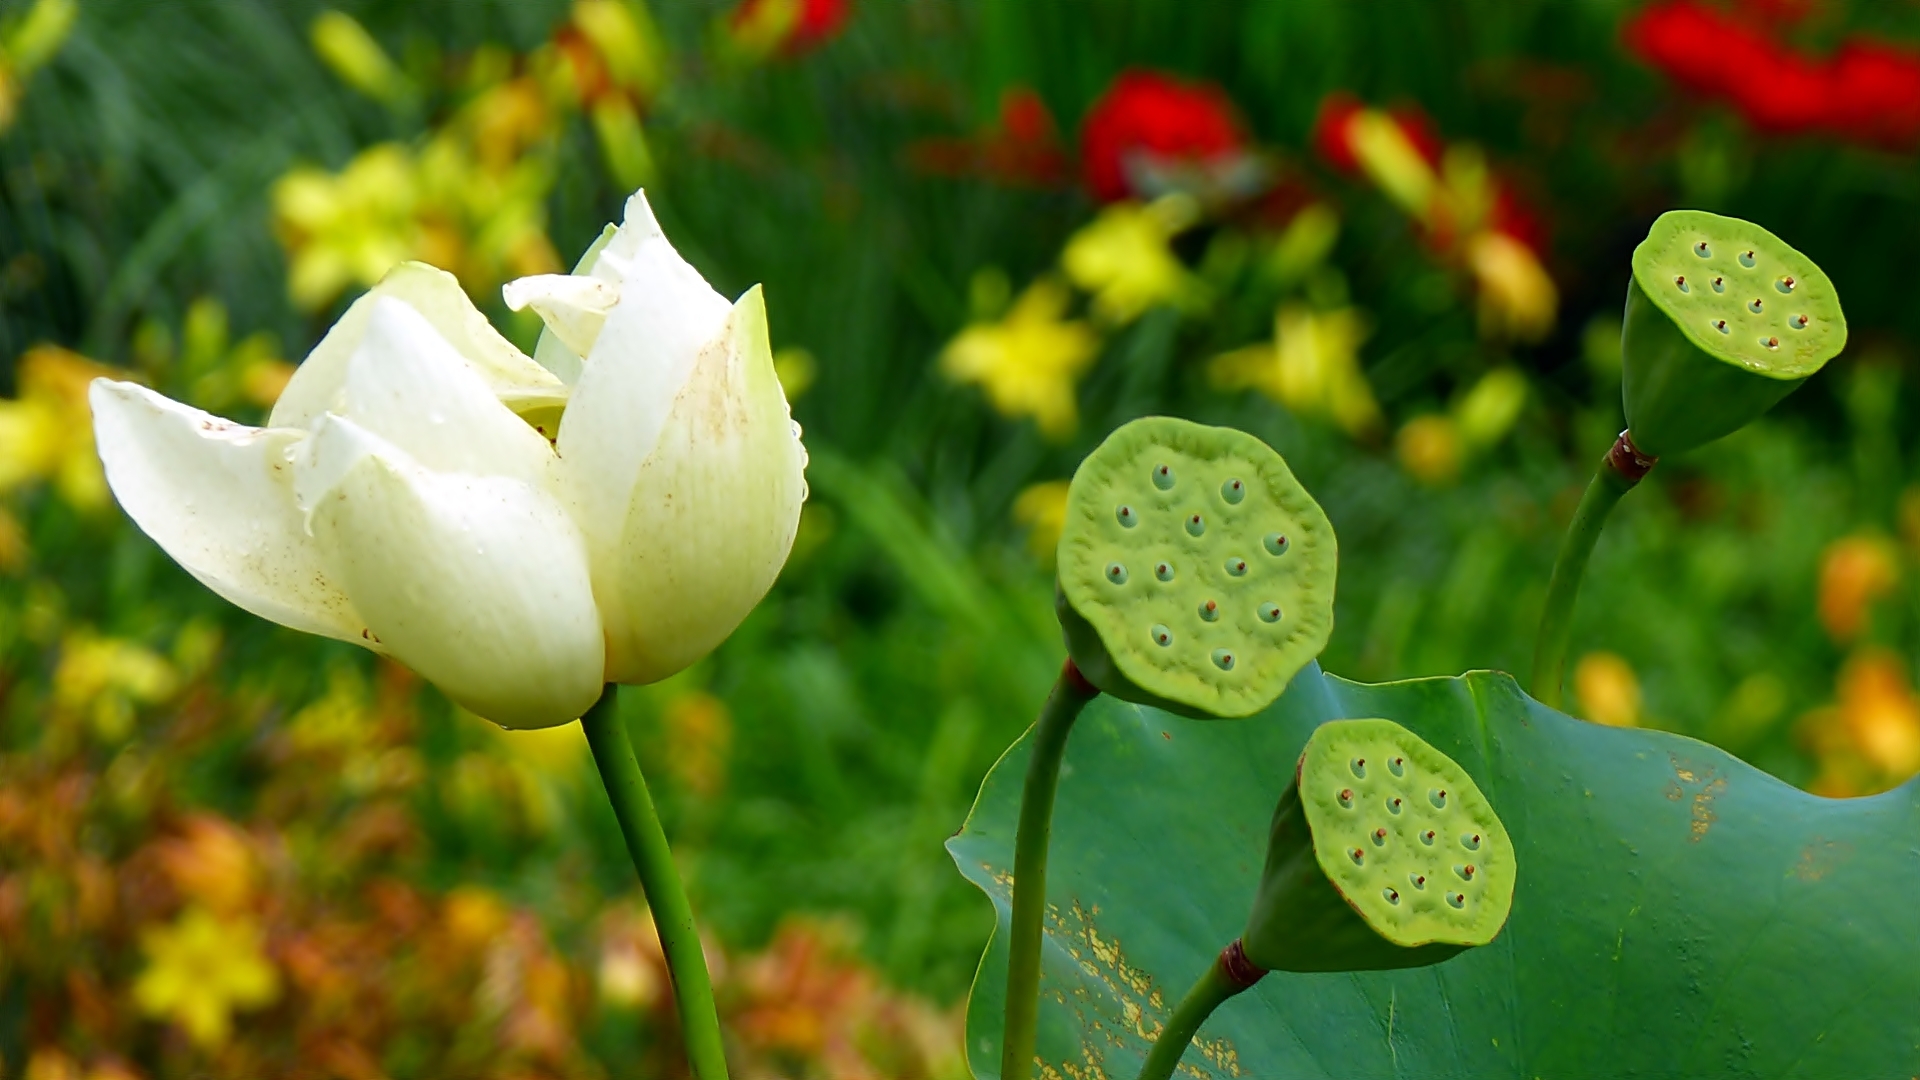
(309, 434, 605, 728)
(89, 379, 368, 646)
(332, 297, 558, 489)
(575, 286, 808, 684)
(502, 274, 620, 359)
(528, 223, 620, 385)
(557, 195, 735, 562)
(272, 262, 567, 429)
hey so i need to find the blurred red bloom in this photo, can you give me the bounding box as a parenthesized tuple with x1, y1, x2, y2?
(1313, 93, 1443, 175)
(730, 0, 850, 57)
(1624, 0, 1920, 147)
(1080, 69, 1244, 201)
(906, 86, 1069, 187)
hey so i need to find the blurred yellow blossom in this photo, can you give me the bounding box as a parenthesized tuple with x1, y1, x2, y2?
(133, 906, 280, 1049)
(1818, 533, 1900, 644)
(273, 144, 420, 310)
(0, 0, 76, 131)
(54, 629, 177, 740)
(1395, 415, 1462, 486)
(490, 715, 587, 774)
(1454, 367, 1528, 449)
(1012, 480, 1070, 561)
(664, 690, 733, 798)
(940, 277, 1100, 439)
(597, 907, 665, 1009)
(309, 10, 414, 108)
(1347, 109, 1438, 219)
(1060, 195, 1205, 325)
(1266, 203, 1340, 285)
(445, 886, 512, 950)
(1210, 303, 1380, 437)
(1573, 651, 1642, 728)
(1803, 648, 1920, 797)
(273, 66, 561, 310)
(1467, 231, 1558, 343)
(774, 346, 818, 399)
(137, 297, 294, 414)
(0, 344, 116, 509)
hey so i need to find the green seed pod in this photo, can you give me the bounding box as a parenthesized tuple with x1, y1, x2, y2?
(1055, 416, 1335, 719)
(1242, 718, 1514, 973)
(1622, 209, 1846, 458)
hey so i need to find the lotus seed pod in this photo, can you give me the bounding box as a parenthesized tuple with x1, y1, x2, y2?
(1241, 718, 1514, 973)
(1622, 209, 1846, 458)
(1055, 416, 1335, 719)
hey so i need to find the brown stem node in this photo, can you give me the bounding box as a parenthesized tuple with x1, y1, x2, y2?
(1218, 938, 1268, 990)
(1607, 429, 1658, 485)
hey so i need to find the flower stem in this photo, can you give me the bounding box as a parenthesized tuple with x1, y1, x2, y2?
(1135, 940, 1265, 1080)
(1000, 660, 1099, 1080)
(1529, 431, 1656, 710)
(580, 686, 730, 1080)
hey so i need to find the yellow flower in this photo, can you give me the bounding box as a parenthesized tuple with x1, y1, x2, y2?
(1453, 367, 1528, 449)
(133, 906, 280, 1049)
(273, 143, 421, 311)
(0, 0, 77, 131)
(1060, 196, 1204, 325)
(1817, 533, 1900, 644)
(940, 278, 1100, 439)
(272, 73, 562, 311)
(1209, 303, 1380, 437)
(1466, 231, 1557, 343)
(1012, 480, 1070, 561)
(1573, 651, 1641, 728)
(0, 345, 116, 509)
(1395, 414, 1461, 486)
(1347, 109, 1439, 220)
(309, 10, 413, 107)
(54, 627, 178, 740)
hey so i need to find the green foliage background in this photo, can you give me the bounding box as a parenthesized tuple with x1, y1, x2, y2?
(4, 0, 1920, 1074)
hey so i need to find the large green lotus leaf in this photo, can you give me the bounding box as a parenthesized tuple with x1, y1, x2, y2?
(949, 664, 1920, 1079)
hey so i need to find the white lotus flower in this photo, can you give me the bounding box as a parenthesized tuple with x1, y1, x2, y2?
(92, 191, 807, 727)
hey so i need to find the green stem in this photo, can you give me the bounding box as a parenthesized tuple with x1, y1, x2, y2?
(1136, 942, 1262, 1080)
(1529, 431, 1654, 710)
(581, 686, 730, 1080)
(1000, 661, 1098, 1080)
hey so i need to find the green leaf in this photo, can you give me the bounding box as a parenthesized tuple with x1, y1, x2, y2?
(950, 664, 1920, 1079)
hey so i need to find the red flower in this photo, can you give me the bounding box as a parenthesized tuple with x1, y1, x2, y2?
(1828, 41, 1920, 146)
(905, 86, 1069, 187)
(1080, 70, 1244, 202)
(730, 0, 850, 57)
(1624, 0, 1920, 146)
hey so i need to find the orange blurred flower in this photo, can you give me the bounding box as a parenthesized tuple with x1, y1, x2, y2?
(1817, 533, 1900, 643)
(1802, 648, 1920, 797)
